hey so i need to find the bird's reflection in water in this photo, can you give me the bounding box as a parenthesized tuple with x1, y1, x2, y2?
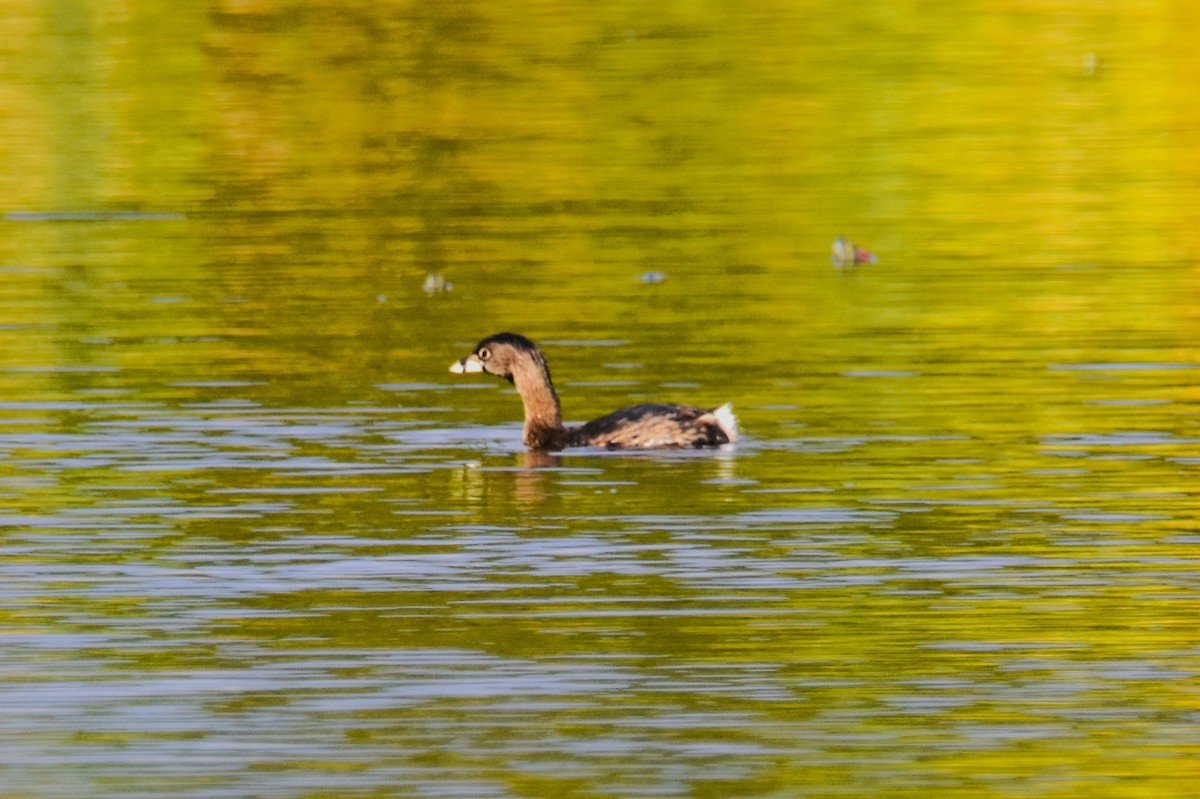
(514, 449, 560, 505)
(519, 449, 562, 470)
(448, 450, 562, 508)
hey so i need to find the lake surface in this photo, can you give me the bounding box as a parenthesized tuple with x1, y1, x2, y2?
(1, 2, 1197, 797)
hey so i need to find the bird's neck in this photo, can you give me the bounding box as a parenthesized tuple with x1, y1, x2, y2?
(510, 352, 565, 448)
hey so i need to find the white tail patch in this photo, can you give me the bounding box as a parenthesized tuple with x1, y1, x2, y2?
(712, 403, 738, 443)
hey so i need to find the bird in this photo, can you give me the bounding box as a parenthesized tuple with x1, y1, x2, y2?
(831, 236, 877, 268)
(449, 332, 737, 451)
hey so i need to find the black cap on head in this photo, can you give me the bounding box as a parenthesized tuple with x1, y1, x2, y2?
(475, 332, 537, 352)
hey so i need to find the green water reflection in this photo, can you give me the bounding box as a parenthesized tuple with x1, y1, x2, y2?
(1, 1, 1198, 797)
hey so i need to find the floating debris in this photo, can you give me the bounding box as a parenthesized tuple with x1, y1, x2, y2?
(831, 236, 877, 269)
(639, 271, 667, 284)
(422, 273, 453, 294)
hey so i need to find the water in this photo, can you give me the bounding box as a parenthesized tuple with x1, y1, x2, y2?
(2, 2, 1198, 797)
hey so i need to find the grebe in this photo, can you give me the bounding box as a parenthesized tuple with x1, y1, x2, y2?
(450, 333, 737, 451)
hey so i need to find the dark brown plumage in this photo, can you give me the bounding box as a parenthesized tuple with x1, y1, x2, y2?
(450, 333, 738, 451)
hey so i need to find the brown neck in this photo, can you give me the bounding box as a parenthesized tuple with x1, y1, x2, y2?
(509, 349, 565, 448)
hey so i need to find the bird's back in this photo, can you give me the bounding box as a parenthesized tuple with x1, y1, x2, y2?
(570, 403, 736, 449)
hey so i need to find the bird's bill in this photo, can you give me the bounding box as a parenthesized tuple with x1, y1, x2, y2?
(449, 355, 484, 374)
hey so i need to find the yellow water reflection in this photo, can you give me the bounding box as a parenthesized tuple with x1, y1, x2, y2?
(0, 2, 1197, 797)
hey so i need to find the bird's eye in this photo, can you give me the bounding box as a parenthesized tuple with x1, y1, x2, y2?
(478, 347, 491, 361)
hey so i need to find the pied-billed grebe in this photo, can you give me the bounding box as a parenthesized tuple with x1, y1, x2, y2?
(831, 236, 877, 268)
(449, 333, 738, 451)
